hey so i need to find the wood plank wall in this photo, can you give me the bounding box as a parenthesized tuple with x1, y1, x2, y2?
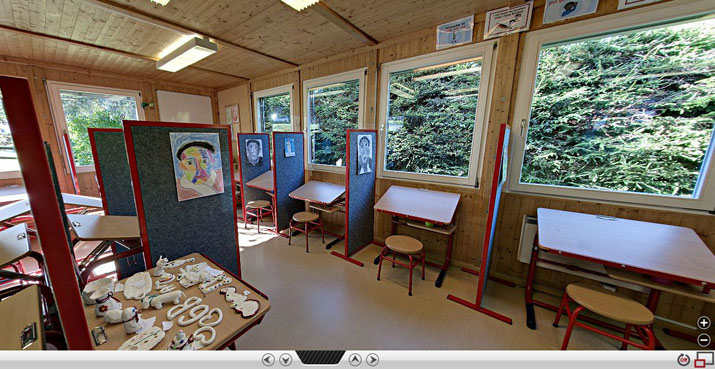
(221, 0, 713, 326)
(0, 59, 218, 197)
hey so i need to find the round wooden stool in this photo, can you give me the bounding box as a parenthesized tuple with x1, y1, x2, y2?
(377, 235, 425, 296)
(245, 200, 273, 233)
(553, 283, 655, 350)
(288, 211, 324, 253)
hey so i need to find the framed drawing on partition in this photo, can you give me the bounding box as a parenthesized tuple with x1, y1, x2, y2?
(284, 137, 296, 157)
(170, 132, 225, 201)
(357, 134, 373, 175)
(245, 139, 263, 167)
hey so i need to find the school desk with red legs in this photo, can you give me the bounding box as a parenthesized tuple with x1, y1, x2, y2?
(67, 214, 141, 285)
(245, 170, 276, 231)
(373, 185, 460, 288)
(289, 180, 346, 247)
(526, 208, 715, 349)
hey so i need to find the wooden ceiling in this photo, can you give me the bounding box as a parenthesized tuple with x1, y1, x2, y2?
(0, 0, 513, 88)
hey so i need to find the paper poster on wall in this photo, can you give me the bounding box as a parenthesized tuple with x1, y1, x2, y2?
(543, 0, 598, 24)
(617, 0, 660, 9)
(436, 15, 474, 50)
(231, 105, 240, 124)
(484, 3, 533, 40)
(170, 132, 225, 202)
(284, 137, 296, 158)
(245, 139, 263, 167)
(357, 134, 373, 175)
(225, 106, 232, 125)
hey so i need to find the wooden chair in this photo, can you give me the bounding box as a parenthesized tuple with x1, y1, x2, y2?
(553, 283, 656, 350)
(245, 200, 273, 233)
(377, 235, 425, 296)
(288, 211, 324, 252)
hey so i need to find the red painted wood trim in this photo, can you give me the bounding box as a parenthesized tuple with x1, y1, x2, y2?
(63, 133, 80, 194)
(476, 123, 508, 305)
(0, 76, 92, 349)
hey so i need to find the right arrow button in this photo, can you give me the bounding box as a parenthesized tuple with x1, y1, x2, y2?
(366, 353, 379, 367)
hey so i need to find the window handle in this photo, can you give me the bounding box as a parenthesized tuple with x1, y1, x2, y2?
(520, 119, 526, 136)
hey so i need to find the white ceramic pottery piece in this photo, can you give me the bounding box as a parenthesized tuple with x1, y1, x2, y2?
(82, 277, 114, 305)
(118, 326, 165, 350)
(123, 272, 152, 300)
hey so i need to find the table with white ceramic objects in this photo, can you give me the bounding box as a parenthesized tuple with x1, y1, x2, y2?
(83, 253, 270, 350)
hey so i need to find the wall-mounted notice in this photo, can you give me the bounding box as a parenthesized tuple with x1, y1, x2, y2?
(484, 3, 533, 40)
(436, 15, 474, 50)
(225, 104, 239, 124)
(617, 0, 660, 9)
(543, 0, 598, 24)
(170, 132, 225, 202)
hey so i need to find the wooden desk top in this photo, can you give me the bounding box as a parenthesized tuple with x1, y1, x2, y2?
(374, 185, 460, 225)
(289, 181, 345, 205)
(246, 171, 274, 192)
(0, 185, 27, 205)
(537, 208, 715, 286)
(0, 199, 31, 223)
(84, 253, 270, 350)
(67, 214, 140, 241)
(0, 285, 44, 350)
(62, 193, 103, 208)
(0, 223, 31, 268)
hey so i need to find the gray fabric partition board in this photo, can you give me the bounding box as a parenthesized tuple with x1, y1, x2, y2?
(445, 124, 512, 325)
(123, 121, 240, 276)
(272, 132, 304, 233)
(336, 129, 376, 265)
(236, 133, 272, 221)
(88, 128, 144, 277)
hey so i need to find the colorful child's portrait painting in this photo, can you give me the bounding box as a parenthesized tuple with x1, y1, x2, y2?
(170, 132, 225, 202)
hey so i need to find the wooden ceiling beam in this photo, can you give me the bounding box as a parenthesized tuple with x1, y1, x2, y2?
(77, 0, 299, 67)
(0, 24, 248, 81)
(312, 2, 378, 46)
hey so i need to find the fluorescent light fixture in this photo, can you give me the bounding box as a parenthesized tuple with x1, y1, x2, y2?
(281, 0, 320, 11)
(150, 0, 171, 5)
(156, 37, 217, 72)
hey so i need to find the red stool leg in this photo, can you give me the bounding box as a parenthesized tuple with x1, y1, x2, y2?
(621, 324, 632, 350)
(561, 306, 584, 350)
(421, 251, 425, 280)
(553, 292, 569, 327)
(377, 247, 386, 281)
(408, 255, 414, 296)
(305, 222, 309, 253)
(641, 326, 656, 350)
(288, 220, 293, 245)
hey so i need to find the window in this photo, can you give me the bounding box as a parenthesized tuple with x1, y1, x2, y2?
(510, 1, 715, 210)
(0, 91, 20, 179)
(304, 69, 365, 171)
(254, 84, 294, 134)
(379, 43, 495, 186)
(47, 82, 144, 171)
